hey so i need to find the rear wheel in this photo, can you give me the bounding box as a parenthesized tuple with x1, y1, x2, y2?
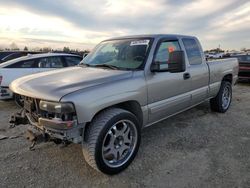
(82, 108, 141, 175)
(210, 81, 232, 113)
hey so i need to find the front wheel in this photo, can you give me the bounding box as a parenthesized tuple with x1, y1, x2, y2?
(210, 81, 232, 113)
(82, 108, 141, 175)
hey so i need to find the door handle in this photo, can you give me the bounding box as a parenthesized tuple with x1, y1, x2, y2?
(183, 73, 191, 80)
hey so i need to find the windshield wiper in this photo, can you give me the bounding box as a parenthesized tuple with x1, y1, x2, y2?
(79, 63, 132, 71)
(91, 64, 120, 70)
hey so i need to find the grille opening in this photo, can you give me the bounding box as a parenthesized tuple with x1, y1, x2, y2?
(23, 97, 76, 122)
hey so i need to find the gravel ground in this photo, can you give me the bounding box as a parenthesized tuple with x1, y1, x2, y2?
(0, 83, 250, 188)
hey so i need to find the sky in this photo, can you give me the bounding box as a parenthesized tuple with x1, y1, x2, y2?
(0, 0, 249, 51)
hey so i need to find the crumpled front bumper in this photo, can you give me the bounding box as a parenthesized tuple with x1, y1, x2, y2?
(25, 113, 85, 144)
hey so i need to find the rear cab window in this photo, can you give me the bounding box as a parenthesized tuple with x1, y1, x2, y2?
(182, 38, 202, 65)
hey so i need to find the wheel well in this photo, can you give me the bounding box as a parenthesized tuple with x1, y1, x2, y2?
(114, 101, 143, 127)
(83, 101, 143, 142)
(222, 74, 233, 84)
(90, 101, 143, 127)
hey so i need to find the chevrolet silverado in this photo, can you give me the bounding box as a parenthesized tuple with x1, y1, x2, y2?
(9, 34, 238, 174)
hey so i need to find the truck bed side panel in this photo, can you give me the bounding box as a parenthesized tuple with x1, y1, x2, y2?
(207, 58, 238, 98)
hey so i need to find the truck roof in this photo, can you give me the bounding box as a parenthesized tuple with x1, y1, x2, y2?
(104, 34, 196, 41)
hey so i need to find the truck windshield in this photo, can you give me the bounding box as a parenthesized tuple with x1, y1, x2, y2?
(81, 38, 152, 70)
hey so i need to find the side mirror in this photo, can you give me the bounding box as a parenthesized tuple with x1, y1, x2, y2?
(168, 51, 186, 73)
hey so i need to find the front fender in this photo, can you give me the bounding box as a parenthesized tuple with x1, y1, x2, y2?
(60, 72, 147, 123)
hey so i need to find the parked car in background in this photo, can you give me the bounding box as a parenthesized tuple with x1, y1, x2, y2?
(0, 51, 14, 61)
(0, 51, 41, 63)
(9, 34, 238, 174)
(231, 55, 250, 80)
(207, 52, 224, 59)
(0, 53, 83, 105)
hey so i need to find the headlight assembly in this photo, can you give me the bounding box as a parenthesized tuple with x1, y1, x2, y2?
(39, 101, 75, 113)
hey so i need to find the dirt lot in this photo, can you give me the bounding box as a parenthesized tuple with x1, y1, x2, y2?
(0, 83, 250, 188)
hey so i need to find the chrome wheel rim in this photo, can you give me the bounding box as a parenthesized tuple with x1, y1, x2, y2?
(222, 85, 231, 110)
(102, 119, 138, 168)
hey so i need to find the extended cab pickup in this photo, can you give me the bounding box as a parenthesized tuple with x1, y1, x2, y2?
(10, 34, 238, 174)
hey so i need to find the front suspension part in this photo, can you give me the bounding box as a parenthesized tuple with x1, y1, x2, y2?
(9, 109, 28, 128)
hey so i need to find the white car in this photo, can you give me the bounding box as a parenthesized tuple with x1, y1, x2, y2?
(207, 52, 224, 59)
(0, 53, 82, 103)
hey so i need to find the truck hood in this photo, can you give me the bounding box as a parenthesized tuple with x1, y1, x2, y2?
(10, 66, 133, 101)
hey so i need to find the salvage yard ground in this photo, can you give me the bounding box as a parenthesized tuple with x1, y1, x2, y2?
(0, 83, 250, 188)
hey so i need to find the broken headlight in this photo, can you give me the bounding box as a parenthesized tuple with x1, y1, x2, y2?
(39, 101, 75, 114)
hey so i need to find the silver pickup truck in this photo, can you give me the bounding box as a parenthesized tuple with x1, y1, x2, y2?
(10, 34, 238, 174)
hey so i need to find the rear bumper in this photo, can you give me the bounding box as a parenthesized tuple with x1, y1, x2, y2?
(26, 113, 85, 144)
(0, 86, 13, 100)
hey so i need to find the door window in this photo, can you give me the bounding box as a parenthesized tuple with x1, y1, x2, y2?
(5, 59, 36, 68)
(38, 57, 64, 68)
(154, 41, 181, 69)
(64, 56, 82, 66)
(20, 60, 36, 68)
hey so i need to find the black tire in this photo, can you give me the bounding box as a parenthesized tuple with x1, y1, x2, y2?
(210, 81, 232, 113)
(14, 94, 24, 108)
(82, 108, 141, 175)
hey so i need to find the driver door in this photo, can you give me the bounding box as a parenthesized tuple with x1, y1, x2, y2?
(146, 40, 192, 123)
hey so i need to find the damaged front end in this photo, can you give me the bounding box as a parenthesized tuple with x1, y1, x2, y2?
(10, 96, 84, 148)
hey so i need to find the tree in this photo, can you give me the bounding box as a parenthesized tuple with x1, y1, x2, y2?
(24, 46, 28, 51)
(241, 47, 246, 52)
(10, 42, 19, 50)
(42, 47, 51, 52)
(63, 46, 70, 52)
